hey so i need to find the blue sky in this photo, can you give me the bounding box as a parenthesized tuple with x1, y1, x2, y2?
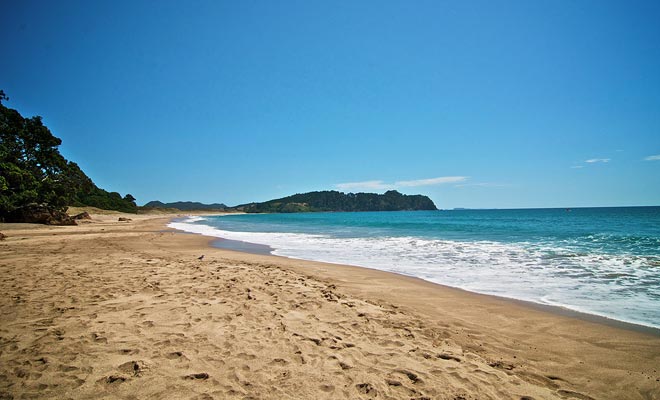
(1, 0, 659, 208)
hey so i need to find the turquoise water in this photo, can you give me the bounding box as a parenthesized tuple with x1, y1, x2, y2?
(170, 207, 660, 329)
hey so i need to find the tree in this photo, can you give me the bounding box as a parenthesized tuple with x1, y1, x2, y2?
(0, 91, 138, 221)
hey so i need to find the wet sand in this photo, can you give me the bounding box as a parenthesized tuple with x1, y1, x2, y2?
(0, 213, 658, 399)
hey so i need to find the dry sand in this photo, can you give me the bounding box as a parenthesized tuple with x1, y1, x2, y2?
(0, 213, 658, 399)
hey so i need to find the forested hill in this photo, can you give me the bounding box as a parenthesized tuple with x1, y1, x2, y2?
(0, 91, 137, 223)
(235, 190, 437, 213)
(143, 201, 227, 211)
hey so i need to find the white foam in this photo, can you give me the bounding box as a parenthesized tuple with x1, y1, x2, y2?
(181, 216, 208, 223)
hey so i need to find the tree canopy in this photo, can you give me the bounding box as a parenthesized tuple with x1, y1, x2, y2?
(142, 200, 227, 211)
(0, 92, 137, 221)
(235, 190, 437, 213)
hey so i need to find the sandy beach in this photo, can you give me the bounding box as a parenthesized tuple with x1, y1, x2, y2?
(0, 213, 658, 400)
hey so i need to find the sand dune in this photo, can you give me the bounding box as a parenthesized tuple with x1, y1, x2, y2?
(0, 214, 658, 399)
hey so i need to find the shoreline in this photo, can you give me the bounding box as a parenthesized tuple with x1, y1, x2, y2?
(181, 218, 660, 337)
(1, 213, 659, 399)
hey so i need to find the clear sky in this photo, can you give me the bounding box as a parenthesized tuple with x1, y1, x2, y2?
(1, 0, 659, 209)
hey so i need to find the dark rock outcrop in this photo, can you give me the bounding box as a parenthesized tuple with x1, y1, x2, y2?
(235, 190, 438, 213)
(72, 211, 92, 220)
(6, 204, 77, 225)
(0, 232, 6, 241)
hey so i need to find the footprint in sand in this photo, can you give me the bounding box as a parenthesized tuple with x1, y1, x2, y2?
(184, 372, 209, 380)
(99, 375, 127, 385)
(166, 351, 189, 361)
(356, 383, 377, 397)
(58, 365, 79, 373)
(438, 353, 462, 362)
(91, 332, 107, 343)
(395, 369, 423, 384)
(338, 361, 352, 370)
(319, 384, 335, 392)
(118, 360, 144, 376)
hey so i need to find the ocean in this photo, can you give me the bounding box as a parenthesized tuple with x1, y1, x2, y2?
(169, 207, 660, 329)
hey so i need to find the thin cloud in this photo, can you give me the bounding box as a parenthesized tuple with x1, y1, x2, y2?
(644, 154, 660, 161)
(335, 180, 394, 191)
(570, 165, 584, 169)
(585, 158, 610, 163)
(335, 176, 467, 191)
(396, 176, 467, 187)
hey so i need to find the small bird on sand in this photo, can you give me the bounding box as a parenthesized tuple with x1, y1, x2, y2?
(197, 255, 205, 260)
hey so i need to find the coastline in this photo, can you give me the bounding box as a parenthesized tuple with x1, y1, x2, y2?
(1, 213, 658, 399)
(213, 234, 660, 337)
(188, 216, 660, 336)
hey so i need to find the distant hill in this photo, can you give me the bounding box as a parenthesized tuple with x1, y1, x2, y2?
(234, 190, 437, 213)
(142, 201, 228, 211)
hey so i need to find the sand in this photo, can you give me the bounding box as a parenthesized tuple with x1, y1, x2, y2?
(0, 212, 658, 400)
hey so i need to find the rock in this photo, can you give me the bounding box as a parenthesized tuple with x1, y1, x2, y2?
(0, 232, 6, 241)
(72, 211, 92, 220)
(118, 217, 132, 222)
(6, 203, 77, 225)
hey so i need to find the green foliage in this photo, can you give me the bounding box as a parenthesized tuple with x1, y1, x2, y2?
(236, 190, 437, 213)
(74, 188, 138, 213)
(0, 91, 137, 220)
(142, 200, 227, 211)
